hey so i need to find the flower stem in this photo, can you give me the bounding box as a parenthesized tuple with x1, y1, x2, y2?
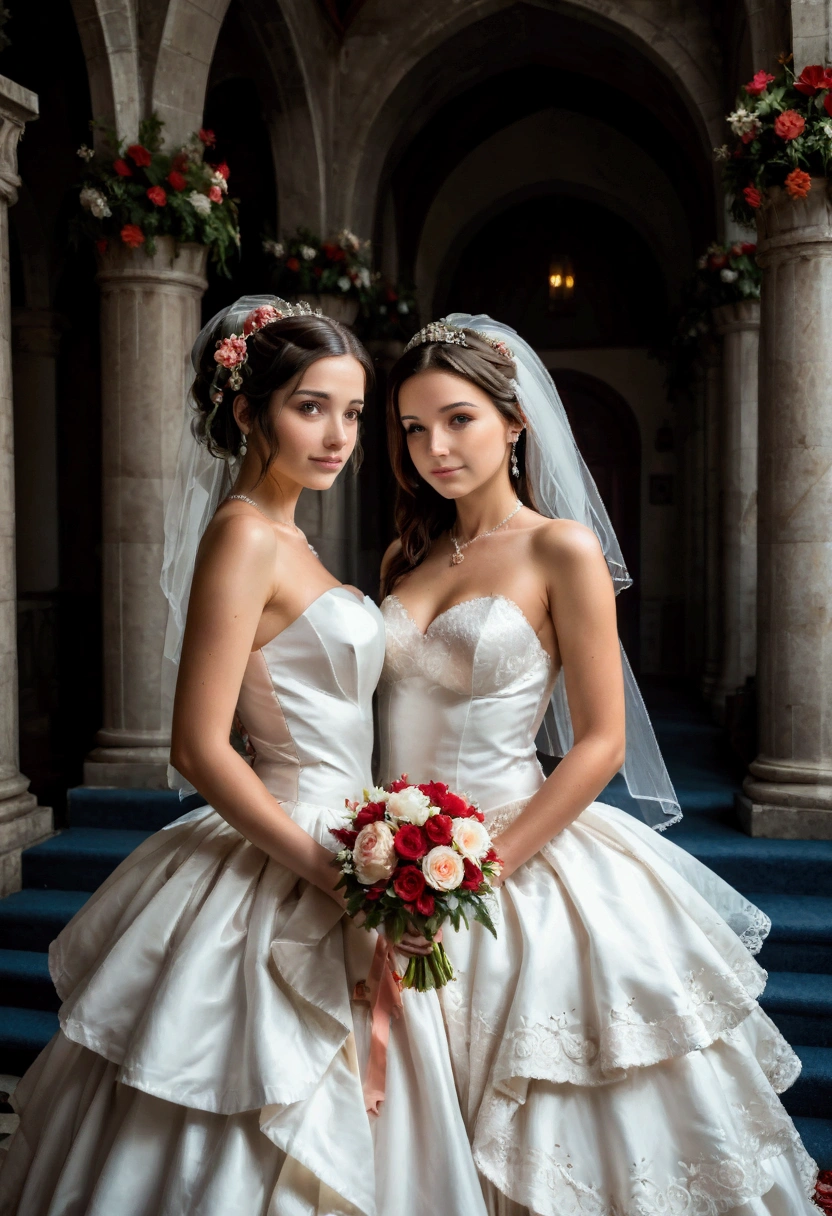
(400, 942, 456, 991)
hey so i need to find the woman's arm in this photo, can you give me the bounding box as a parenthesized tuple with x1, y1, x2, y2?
(170, 513, 344, 903)
(493, 520, 626, 880)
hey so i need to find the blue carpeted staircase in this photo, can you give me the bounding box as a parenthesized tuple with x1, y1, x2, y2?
(0, 689, 831, 1167)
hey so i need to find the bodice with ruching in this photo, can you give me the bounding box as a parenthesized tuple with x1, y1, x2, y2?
(378, 593, 556, 811)
(237, 585, 385, 808)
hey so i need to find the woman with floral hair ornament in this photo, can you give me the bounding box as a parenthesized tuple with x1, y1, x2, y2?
(0, 298, 486, 1216)
(377, 314, 821, 1215)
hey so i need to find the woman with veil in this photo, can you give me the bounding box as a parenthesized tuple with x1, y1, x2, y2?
(0, 298, 486, 1216)
(376, 314, 821, 1215)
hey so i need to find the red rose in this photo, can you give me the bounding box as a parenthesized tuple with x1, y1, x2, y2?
(394, 824, 428, 860)
(460, 858, 484, 891)
(743, 184, 762, 209)
(331, 827, 358, 848)
(794, 65, 832, 95)
(127, 143, 152, 167)
(438, 790, 473, 817)
(744, 70, 775, 96)
(286, 256, 300, 271)
(708, 252, 728, 270)
(322, 242, 346, 262)
(167, 170, 187, 191)
(774, 110, 805, 141)
(386, 777, 409, 793)
(424, 814, 453, 845)
(785, 167, 812, 199)
(198, 128, 216, 147)
(146, 185, 167, 206)
(824, 93, 832, 119)
(113, 158, 132, 177)
(415, 891, 435, 917)
(95, 238, 108, 255)
(213, 161, 230, 180)
(354, 803, 385, 830)
(208, 185, 223, 204)
(365, 881, 387, 901)
(418, 781, 448, 803)
(120, 223, 145, 248)
(741, 242, 757, 255)
(393, 865, 426, 902)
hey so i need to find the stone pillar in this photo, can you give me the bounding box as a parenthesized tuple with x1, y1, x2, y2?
(11, 309, 64, 593)
(0, 76, 52, 895)
(701, 354, 722, 699)
(84, 238, 207, 789)
(711, 301, 760, 718)
(739, 182, 832, 837)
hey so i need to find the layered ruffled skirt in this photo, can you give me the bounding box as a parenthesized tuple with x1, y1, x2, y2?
(0, 803, 486, 1216)
(440, 799, 821, 1216)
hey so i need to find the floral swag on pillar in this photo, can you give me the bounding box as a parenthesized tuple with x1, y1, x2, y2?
(718, 56, 832, 219)
(74, 117, 240, 275)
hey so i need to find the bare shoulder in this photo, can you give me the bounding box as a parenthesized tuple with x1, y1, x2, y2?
(199, 506, 278, 566)
(529, 515, 604, 569)
(380, 537, 403, 581)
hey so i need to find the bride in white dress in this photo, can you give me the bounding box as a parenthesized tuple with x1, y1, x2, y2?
(0, 298, 485, 1216)
(376, 314, 821, 1216)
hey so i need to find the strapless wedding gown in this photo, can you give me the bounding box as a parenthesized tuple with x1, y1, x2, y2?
(0, 588, 486, 1216)
(378, 593, 821, 1216)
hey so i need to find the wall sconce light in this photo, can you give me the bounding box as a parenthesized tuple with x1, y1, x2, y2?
(548, 257, 575, 304)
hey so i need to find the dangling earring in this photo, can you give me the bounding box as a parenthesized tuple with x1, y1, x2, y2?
(510, 437, 520, 479)
(239, 431, 248, 456)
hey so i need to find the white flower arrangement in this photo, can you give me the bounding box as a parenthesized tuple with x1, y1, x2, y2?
(188, 190, 212, 216)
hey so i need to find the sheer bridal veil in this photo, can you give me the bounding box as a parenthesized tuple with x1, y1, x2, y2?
(445, 313, 681, 831)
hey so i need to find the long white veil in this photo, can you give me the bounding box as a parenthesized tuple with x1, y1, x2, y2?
(445, 313, 681, 831)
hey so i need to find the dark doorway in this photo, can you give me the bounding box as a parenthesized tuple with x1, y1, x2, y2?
(552, 369, 642, 669)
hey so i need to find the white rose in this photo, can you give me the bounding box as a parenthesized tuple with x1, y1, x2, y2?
(80, 186, 111, 218)
(387, 787, 432, 826)
(188, 190, 212, 216)
(300, 244, 317, 261)
(337, 275, 351, 292)
(422, 846, 465, 892)
(397, 301, 409, 314)
(364, 786, 390, 803)
(263, 239, 284, 258)
(353, 821, 397, 885)
(720, 268, 739, 283)
(451, 818, 490, 861)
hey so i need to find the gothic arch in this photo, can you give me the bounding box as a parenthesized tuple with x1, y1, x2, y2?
(70, 0, 140, 140)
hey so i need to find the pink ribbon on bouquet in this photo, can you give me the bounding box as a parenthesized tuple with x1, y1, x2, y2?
(353, 935, 403, 1115)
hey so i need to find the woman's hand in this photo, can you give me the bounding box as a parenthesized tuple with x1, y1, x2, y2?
(391, 924, 440, 958)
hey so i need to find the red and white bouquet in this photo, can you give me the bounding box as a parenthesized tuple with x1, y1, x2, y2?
(332, 777, 501, 990)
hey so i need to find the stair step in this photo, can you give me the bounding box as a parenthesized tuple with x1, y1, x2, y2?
(671, 818, 832, 897)
(68, 786, 205, 832)
(0, 950, 57, 1012)
(0, 1006, 57, 1075)
(782, 1046, 832, 1118)
(0, 890, 88, 952)
(23, 827, 151, 891)
(793, 1116, 832, 1170)
(749, 895, 832, 974)
(761, 973, 832, 1046)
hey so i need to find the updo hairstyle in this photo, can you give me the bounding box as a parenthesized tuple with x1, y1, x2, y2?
(191, 313, 374, 481)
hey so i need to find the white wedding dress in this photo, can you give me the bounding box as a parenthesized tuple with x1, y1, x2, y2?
(0, 587, 487, 1216)
(378, 592, 821, 1216)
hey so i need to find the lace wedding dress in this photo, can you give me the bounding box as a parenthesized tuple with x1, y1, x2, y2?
(378, 592, 821, 1216)
(0, 588, 486, 1216)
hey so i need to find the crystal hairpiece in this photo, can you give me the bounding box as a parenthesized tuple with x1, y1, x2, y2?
(208, 297, 322, 407)
(403, 317, 514, 360)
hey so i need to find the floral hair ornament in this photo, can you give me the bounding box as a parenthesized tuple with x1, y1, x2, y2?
(403, 317, 513, 360)
(206, 296, 323, 421)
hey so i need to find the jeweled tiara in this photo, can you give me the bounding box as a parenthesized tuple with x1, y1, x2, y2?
(403, 318, 513, 360)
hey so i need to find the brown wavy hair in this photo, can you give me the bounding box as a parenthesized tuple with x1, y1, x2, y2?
(382, 330, 536, 598)
(191, 313, 374, 482)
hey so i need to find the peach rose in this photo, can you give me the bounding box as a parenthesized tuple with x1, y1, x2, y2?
(353, 821, 397, 885)
(451, 818, 490, 861)
(422, 845, 465, 892)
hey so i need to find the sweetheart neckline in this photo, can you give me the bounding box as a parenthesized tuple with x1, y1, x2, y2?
(383, 593, 553, 668)
(258, 585, 372, 653)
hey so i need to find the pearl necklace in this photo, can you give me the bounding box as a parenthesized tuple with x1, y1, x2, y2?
(449, 499, 522, 566)
(225, 494, 318, 556)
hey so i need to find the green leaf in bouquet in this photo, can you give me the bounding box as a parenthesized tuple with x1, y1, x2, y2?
(471, 897, 498, 938)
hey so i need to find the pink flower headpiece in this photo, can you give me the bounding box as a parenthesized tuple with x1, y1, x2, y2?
(208, 297, 322, 407)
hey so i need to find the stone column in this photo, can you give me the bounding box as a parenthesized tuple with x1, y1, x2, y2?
(701, 353, 722, 699)
(0, 76, 52, 895)
(739, 182, 832, 836)
(711, 300, 760, 718)
(84, 238, 207, 789)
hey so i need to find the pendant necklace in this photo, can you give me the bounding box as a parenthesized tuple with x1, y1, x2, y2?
(449, 499, 522, 566)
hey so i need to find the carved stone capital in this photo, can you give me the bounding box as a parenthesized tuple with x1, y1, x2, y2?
(0, 74, 38, 207)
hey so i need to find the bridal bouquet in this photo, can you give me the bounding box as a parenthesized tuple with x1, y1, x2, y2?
(331, 778, 501, 990)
